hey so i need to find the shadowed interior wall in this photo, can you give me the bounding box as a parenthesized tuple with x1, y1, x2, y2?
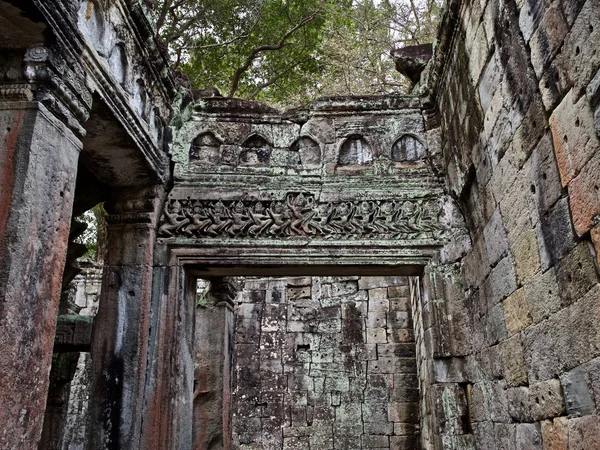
(230, 276, 420, 450)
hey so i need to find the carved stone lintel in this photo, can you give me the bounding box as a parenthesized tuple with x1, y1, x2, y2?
(210, 278, 241, 307)
(0, 46, 91, 134)
(158, 192, 453, 241)
(105, 185, 165, 226)
(106, 212, 154, 225)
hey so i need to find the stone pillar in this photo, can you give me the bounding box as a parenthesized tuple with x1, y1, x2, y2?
(0, 100, 82, 448)
(193, 278, 237, 450)
(140, 259, 197, 449)
(88, 186, 164, 449)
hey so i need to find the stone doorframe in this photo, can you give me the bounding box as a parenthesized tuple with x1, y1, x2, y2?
(143, 245, 463, 449)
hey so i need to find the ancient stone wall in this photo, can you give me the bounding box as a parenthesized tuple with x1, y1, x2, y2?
(231, 276, 420, 450)
(427, 0, 600, 447)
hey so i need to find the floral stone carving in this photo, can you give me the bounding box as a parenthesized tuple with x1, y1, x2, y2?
(158, 192, 451, 240)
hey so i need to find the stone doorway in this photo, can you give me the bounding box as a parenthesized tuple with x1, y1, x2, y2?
(167, 264, 430, 450)
(223, 275, 421, 450)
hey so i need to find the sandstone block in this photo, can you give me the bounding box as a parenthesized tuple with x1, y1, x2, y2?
(549, 89, 600, 187)
(362, 434, 389, 448)
(359, 276, 407, 290)
(530, 379, 566, 421)
(364, 421, 393, 435)
(523, 133, 562, 217)
(555, 242, 598, 307)
(482, 255, 518, 311)
(516, 423, 542, 450)
(494, 423, 517, 449)
(524, 285, 600, 382)
(561, 0, 600, 100)
(501, 334, 528, 386)
(483, 208, 509, 268)
(523, 268, 561, 324)
(503, 288, 533, 336)
(366, 328, 387, 344)
(541, 417, 569, 450)
(512, 97, 548, 169)
(485, 304, 508, 347)
(560, 365, 596, 416)
(569, 151, 600, 236)
(388, 401, 419, 423)
(529, 3, 568, 78)
(537, 197, 577, 270)
(568, 415, 600, 449)
(389, 435, 418, 449)
(507, 386, 532, 422)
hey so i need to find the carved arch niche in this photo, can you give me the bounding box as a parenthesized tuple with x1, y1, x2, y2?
(239, 134, 272, 167)
(391, 134, 426, 162)
(189, 131, 221, 164)
(78, 0, 105, 52)
(336, 134, 372, 174)
(134, 79, 149, 122)
(291, 136, 321, 168)
(108, 43, 128, 87)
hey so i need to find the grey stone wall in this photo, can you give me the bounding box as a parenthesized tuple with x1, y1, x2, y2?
(428, 0, 600, 448)
(231, 276, 420, 450)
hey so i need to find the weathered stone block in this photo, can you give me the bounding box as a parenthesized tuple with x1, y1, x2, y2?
(482, 255, 518, 311)
(568, 415, 600, 449)
(485, 304, 508, 347)
(388, 401, 419, 423)
(569, 151, 600, 236)
(530, 379, 566, 421)
(507, 386, 531, 422)
(387, 311, 412, 330)
(529, 3, 568, 78)
(555, 242, 598, 307)
(494, 423, 517, 450)
(512, 97, 548, 169)
(523, 268, 562, 324)
(541, 417, 569, 450)
(366, 328, 387, 344)
(482, 208, 509, 268)
(537, 197, 577, 271)
(501, 334, 528, 386)
(387, 285, 409, 298)
(390, 434, 418, 449)
(560, 365, 596, 416)
(523, 133, 562, 218)
(359, 276, 407, 290)
(503, 288, 533, 336)
(549, 89, 600, 188)
(562, 0, 600, 100)
(524, 285, 600, 382)
(516, 423, 542, 450)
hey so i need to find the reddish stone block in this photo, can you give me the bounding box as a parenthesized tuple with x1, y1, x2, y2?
(541, 417, 568, 450)
(569, 151, 600, 236)
(549, 90, 600, 188)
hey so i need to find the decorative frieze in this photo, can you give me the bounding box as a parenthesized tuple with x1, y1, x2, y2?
(158, 192, 452, 240)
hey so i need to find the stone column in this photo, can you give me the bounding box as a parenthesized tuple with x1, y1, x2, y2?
(193, 278, 237, 450)
(140, 257, 197, 449)
(88, 186, 164, 450)
(0, 100, 82, 448)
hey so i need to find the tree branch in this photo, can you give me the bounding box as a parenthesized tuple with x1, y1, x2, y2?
(227, 9, 321, 98)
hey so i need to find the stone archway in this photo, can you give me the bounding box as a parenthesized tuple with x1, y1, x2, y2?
(142, 95, 470, 449)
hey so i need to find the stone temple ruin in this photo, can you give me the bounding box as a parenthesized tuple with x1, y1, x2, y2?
(1, 0, 600, 449)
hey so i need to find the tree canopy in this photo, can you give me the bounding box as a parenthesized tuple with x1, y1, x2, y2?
(155, 0, 442, 107)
